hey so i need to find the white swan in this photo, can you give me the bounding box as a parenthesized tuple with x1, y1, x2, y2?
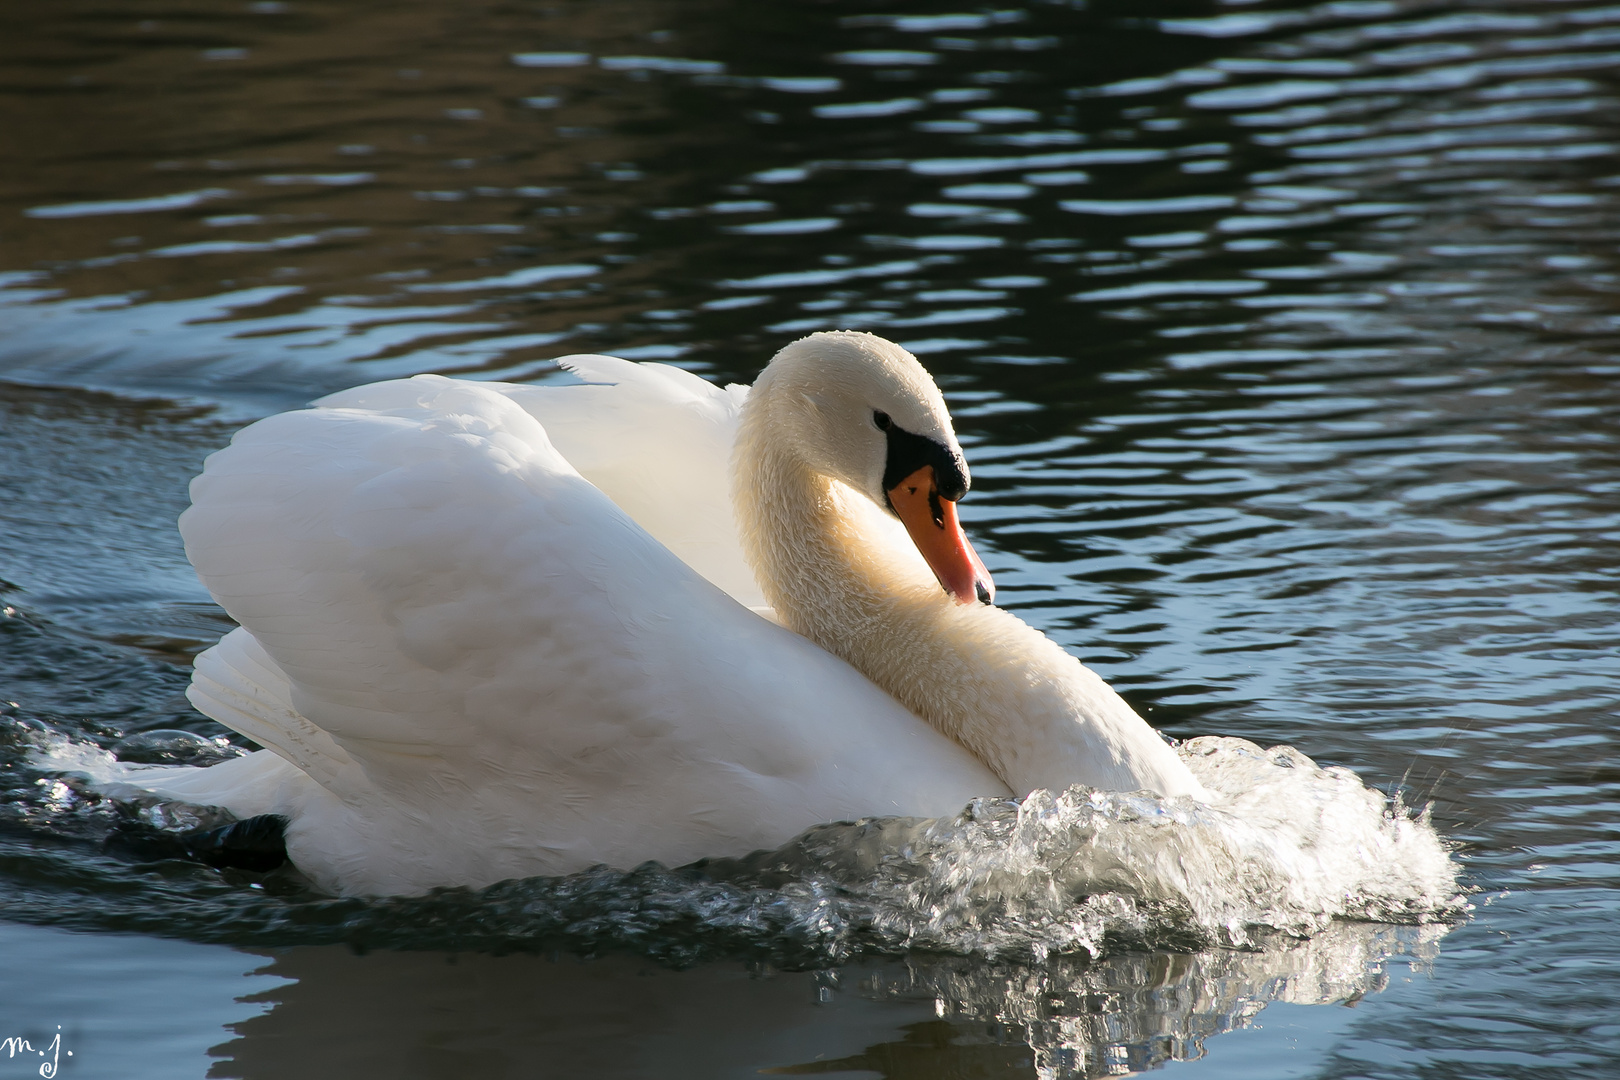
(122, 330, 1206, 896)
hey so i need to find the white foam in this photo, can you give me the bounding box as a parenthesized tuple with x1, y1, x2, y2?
(26, 727, 1464, 960)
(726, 735, 1464, 959)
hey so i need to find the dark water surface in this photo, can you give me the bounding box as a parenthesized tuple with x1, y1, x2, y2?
(1, 0, 1617, 1076)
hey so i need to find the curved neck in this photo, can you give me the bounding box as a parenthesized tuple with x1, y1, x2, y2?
(733, 386, 1208, 802)
(733, 422, 913, 631)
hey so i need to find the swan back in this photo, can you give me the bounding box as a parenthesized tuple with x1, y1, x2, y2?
(319, 360, 765, 610)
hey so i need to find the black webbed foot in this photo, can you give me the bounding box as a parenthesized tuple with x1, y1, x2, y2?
(107, 813, 291, 872)
(183, 814, 290, 872)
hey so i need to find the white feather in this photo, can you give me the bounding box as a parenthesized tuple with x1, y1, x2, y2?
(107, 332, 1208, 897)
(175, 372, 1003, 895)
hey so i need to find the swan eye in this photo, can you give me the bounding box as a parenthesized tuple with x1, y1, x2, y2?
(873, 411, 891, 431)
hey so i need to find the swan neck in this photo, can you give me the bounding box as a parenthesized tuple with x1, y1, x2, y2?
(734, 390, 1015, 781)
(733, 403, 888, 637)
(732, 379, 1207, 802)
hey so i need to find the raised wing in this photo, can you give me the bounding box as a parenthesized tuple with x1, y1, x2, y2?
(319, 359, 764, 609)
(179, 375, 1001, 889)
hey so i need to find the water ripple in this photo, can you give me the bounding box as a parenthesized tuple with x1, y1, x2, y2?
(2, 1, 1618, 1071)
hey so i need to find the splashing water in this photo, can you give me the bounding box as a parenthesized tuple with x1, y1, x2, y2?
(699, 735, 1462, 961)
(7, 718, 1462, 967)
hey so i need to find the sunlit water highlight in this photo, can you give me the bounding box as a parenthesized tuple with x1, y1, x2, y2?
(1, 0, 1617, 1075)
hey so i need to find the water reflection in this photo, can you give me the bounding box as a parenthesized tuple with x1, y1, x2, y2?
(214, 922, 1445, 1080)
(3, 0, 1619, 1075)
(6, 0, 1617, 403)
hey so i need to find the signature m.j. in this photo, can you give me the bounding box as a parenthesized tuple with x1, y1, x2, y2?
(1, 1029, 71, 1078)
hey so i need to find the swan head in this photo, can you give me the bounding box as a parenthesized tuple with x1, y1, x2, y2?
(754, 331, 995, 606)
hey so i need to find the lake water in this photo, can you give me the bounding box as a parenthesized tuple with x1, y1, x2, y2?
(1, 0, 1617, 1076)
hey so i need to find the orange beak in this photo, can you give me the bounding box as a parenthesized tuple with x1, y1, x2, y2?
(886, 464, 995, 606)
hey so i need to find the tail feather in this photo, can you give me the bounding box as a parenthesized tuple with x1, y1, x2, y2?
(189, 627, 360, 796)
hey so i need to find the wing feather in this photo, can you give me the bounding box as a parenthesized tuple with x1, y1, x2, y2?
(178, 374, 1003, 890)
